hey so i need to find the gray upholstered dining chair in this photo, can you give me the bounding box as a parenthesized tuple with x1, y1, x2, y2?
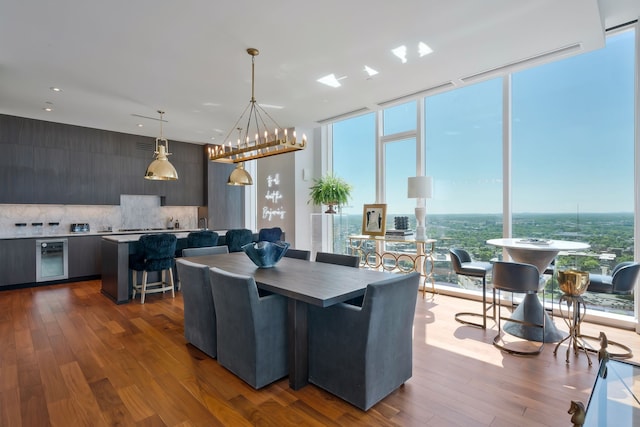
(182, 245, 229, 257)
(208, 267, 288, 389)
(283, 248, 311, 261)
(176, 259, 217, 358)
(177, 246, 229, 290)
(492, 261, 544, 356)
(308, 272, 420, 411)
(450, 248, 495, 329)
(315, 251, 360, 268)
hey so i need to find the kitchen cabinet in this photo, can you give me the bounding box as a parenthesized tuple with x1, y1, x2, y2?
(0, 114, 205, 206)
(207, 161, 244, 229)
(0, 239, 36, 286)
(68, 235, 102, 278)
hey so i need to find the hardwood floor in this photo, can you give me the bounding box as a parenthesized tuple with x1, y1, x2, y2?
(0, 280, 638, 426)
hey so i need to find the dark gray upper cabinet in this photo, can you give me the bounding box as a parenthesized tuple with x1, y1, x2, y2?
(207, 160, 245, 229)
(0, 114, 204, 206)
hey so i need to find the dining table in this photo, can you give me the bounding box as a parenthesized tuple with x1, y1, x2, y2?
(486, 238, 590, 343)
(183, 251, 395, 390)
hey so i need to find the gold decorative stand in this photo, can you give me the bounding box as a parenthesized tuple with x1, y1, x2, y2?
(553, 270, 592, 365)
(554, 294, 592, 366)
(348, 235, 436, 297)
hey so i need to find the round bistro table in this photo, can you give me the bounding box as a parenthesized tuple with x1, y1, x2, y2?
(486, 238, 590, 343)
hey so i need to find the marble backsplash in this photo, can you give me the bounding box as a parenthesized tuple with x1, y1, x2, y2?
(0, 195, 198, 237)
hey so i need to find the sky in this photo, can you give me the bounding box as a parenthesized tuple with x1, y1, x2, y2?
(332, 29, 635, 216)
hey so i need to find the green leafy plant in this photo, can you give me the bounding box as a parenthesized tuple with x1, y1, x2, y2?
(308, 174, 352, 213)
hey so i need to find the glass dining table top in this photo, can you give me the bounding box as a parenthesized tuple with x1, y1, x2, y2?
(583, 358, 640, 426)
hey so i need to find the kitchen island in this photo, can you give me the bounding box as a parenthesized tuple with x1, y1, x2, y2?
(101, 230, 199, 303)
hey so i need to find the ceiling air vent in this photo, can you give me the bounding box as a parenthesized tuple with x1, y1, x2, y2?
(377, 82, 456, 107)
(317, 107, 371, 125)
(461, 43, 582, 84)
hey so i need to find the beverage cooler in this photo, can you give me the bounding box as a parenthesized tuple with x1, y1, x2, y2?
(36, 239, 69, 282)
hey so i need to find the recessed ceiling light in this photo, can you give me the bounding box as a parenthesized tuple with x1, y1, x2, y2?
(392, 46, 407, 63)
(43, 107, 53, 112)
(364, 66, 378, 77)
(418, 42, 433, 57)
(137, 123, 144, 128)
(317, 74, 342, 88)
(50, 87, 62, 92)
(202, 102, 220, 107)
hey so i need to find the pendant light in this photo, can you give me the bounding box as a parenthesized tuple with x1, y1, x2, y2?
(208, 48, 306, 186)
(145, 110, 179, 180)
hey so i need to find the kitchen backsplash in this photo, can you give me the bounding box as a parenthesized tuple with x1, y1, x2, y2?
(0, 195, 198, 237)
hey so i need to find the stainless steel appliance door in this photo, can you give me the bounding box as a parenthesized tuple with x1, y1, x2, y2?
(36, 239, 69, 282)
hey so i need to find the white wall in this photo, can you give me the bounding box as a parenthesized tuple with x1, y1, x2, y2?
(293, 126, 322, 250)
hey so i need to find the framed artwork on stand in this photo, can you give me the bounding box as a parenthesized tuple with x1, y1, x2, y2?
(361, 204, 387, 237)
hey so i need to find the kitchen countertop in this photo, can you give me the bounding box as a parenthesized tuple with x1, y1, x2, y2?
(0, 228, 207, 240)
(101, 231, 194, 243)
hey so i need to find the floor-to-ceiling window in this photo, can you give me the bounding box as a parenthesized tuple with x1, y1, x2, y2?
(328, 23, 637, 322)
(382, 101, 418, 225)
(425, 78, 504, 290)
(511, 28, 636, 315)
(332, 113, 376, 254)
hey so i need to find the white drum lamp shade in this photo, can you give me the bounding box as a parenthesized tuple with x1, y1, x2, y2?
(407, 176, 433, 240)
(407, 176, 433, 199)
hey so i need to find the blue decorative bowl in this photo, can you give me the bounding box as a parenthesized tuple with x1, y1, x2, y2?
(241, 241, 290, 268)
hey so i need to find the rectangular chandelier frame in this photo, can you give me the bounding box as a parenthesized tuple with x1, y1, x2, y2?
(208, 135, 306, 164)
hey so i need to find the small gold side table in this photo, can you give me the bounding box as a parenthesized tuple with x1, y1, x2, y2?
(554, 294, 592, 366)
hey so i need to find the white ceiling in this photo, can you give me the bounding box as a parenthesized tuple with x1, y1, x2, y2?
(0, 0, 638, 145)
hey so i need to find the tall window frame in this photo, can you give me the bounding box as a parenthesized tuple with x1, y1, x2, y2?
(326, 21, 639, 329)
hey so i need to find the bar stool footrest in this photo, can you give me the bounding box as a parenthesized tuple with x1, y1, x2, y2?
(454, 308, 495, 329)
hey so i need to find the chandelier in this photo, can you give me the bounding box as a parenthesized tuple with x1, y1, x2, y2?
(144, 110, 179, 180)
(208, 48, 306, 185)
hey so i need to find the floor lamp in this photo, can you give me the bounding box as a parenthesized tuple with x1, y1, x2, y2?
(408, 176, 433, 241)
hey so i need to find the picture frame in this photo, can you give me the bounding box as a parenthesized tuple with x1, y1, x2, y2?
(361, 204, 387, 236)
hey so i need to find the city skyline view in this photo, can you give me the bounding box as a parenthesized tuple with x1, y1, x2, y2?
(332, 29, 634, 216)
(329, 27, 637, 320)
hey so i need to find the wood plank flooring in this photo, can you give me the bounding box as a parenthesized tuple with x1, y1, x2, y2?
(1, 280, 638, 426)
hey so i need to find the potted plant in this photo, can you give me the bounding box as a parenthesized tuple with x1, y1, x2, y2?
(308, 173, 352, 214)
